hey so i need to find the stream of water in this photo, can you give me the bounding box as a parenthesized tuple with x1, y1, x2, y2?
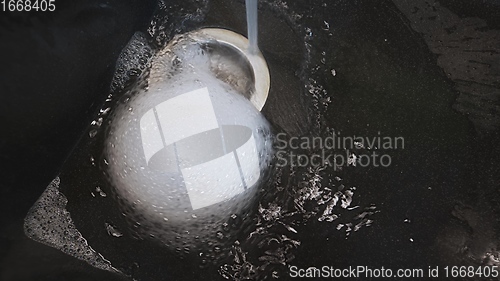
(245, 0, 259, 53)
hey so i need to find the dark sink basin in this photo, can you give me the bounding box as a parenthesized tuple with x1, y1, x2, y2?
(1, 0, 500, 280)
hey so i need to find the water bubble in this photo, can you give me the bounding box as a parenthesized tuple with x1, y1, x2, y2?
(216, 231, 225, 241)
(105, 223, 123, 238)
(89, 130, 98, 138)
(95, 186, 107, 197)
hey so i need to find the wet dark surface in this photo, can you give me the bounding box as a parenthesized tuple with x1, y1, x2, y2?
(0, 0, 157, 228)
(1, 0, 500, 280)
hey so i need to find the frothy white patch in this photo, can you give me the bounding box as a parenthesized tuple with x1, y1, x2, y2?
(24, 178, 121, 274)
(105, 32, 273, 253)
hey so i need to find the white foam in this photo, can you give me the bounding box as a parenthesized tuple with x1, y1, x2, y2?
(24, 178, 121, 274)
(105, 32, 273, 253)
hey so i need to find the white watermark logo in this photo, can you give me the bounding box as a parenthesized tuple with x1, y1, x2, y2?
(275, 131, 404, 170)
(139, 87, 260, 210)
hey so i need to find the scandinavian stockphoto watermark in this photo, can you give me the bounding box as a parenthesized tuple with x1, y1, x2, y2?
(275, 131, 404, 170)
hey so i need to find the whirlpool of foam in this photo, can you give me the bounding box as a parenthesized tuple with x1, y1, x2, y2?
(104, 32, 274, 253)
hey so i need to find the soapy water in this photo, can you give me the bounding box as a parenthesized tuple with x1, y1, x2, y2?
(23, 177, 123, 275)
(24, 0, 378, 280)
(105, 30, 274, 253)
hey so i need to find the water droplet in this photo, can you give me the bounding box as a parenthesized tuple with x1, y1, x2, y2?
(95, 186, 107, 197)
(216, 231, 224, 241)
(89, 130, 98, 138)
(105, 223, 123, 238)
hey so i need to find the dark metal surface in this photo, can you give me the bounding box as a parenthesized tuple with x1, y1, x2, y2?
(1, 0, 500, 280)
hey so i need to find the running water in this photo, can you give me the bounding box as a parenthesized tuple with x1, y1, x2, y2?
(245, 0, 259, 53)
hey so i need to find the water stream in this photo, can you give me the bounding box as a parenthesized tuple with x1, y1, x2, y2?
(245, 0, 259, 53)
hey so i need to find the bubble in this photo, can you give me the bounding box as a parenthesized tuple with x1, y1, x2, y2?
(104, 30, 273, 254)
(105, 222, 123, 238)
(110, 32, 154, 94)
